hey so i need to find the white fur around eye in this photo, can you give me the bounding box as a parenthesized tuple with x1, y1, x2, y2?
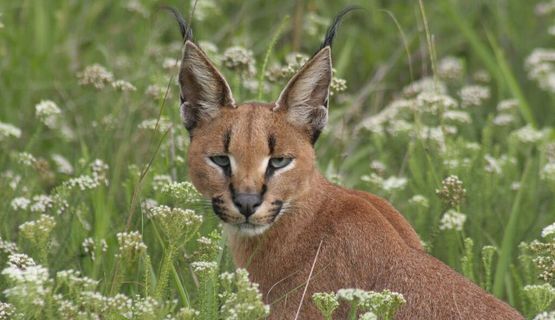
(259, 157, 270, 175)
(271, 159, 295, 176)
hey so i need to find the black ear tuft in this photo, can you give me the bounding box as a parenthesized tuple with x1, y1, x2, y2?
(160, 6, 193, 42)
(318, 6, 362, 51)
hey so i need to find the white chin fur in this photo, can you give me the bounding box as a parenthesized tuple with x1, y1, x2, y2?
(224, 223, 270, 237)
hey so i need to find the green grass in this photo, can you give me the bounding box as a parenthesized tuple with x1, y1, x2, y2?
(1, 0, 555, 319)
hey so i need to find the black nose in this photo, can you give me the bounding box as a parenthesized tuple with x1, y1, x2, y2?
(233, 193, 262, 218)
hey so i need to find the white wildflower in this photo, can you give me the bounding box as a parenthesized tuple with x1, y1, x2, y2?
(473, 70, 491, 83)
(492, 113, 515, 126)
(443, 110, 472, 125)
(77, 64, 114, 89)
(162, 57, 181, 70)
(409, 195, 429, 209)
(141, 198, 158, 213)
(10, 197, 30, 210)
(51, 154, 73, 174)
(534, 311, 555, 320)
(112, 79, 136, 92)
(438, 56, 464, 81)
(439, 209, 467, 231)
(138, 117, 172, 133)
(370, 160, 386, 175)
(116, 231, 147, 259)
(542, 222, 555, 239)
(382, 176, 407, 192)
(82, 237, 108, 261)
(459, 85, 490, 107)
(124, 0, 149, 17)
(16, 152, 36, 166)
(191, 261, 218, 273)
(222, 46, 256, 77)
(512, 125, 545, 144)
(29, 195, 54, 213)
(0, 302, 16, 320)
(402, 77, 447, 97)
(541, 162, 555, 184)
(386, 119, 413, 136)
(416, 91, 457, 114)
(64, 175, 101, 190)
(0, 121, 21, 140)
(497, 99, 518, 112)
(35, 100, 62, 128)
(152, 174, 172, 191)
(193, 0, 219, 21)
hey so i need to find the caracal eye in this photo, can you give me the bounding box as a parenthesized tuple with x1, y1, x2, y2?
(269, 157, 292, 169)
(210, 155, 230, 167)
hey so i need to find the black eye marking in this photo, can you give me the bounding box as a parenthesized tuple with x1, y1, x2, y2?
(268, 134, 276, 155)
(223, 129, 232, 153)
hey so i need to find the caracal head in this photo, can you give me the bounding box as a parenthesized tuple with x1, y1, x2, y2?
(179, 40, 332, 236)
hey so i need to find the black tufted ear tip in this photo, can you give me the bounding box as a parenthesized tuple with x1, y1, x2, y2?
(160, 5, 193, 42)
(317, 6, 363, 52)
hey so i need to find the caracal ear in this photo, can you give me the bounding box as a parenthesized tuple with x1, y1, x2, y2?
(179, 40, 235, 131)
(274, 46, 332, 144)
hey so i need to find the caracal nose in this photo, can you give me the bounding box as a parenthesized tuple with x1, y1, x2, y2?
(233, 193, 262, 218)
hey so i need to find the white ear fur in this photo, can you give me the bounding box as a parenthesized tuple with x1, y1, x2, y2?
(274, 47, 332, 136)
(179, 41, 235, 130)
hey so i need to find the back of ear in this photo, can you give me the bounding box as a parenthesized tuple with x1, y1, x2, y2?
(274, 47, 332, 144)
(179, 41, 235, 131)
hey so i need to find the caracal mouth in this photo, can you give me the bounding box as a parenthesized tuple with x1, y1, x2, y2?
(224, 222, 271, 237)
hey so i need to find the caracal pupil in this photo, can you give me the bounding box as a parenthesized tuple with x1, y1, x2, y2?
(167, 7, 524, 319)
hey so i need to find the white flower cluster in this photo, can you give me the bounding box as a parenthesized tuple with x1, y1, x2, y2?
(525, 48, 555, 93)
(361, 174, 407, 193)
(82, 237, 108, 261)
(77, 64, 114, 89)
(0, 302, 16, 320)
(19, 214, 56, 244)
(112, 79, 136, 92)
(16, 152, 37, 166)
(0, 121, 21, 140)
(511, 125, 546, 144)
(51, 154, 74, 174)
(542, 222, 555, 239)
(402, 77, 447, 97)
(29, 194, 54, 213)
(2, 254, 51, 307)
(116, 231, 147, 259)
(0, 237, 18, 255)
(160, 180, 202, 203)
(439, 209, 467, 231)
(56, 269, 98, 291)
(438, 56, 464, 81)
(152, 174, 172, 191)
(63, 159, 109, 191)
(35, 100, 62, 128)
(542, 162, 555, 184)
(138, 117, 172, 133)
(191, 261, 218, 274)
(534, 311, 555, 320)
(416, 91, 458, 115)
(10, 196, 30, 210)
(408, 195, 430, 209)
(443, 110, 472, 125)
(459, 85, 490, 107)
(222, 46, 256, 77)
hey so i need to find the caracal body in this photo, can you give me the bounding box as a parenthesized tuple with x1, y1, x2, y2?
(170, 8, 524, 319)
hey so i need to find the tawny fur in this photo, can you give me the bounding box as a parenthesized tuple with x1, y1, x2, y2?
(178, 40, 523, 319)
